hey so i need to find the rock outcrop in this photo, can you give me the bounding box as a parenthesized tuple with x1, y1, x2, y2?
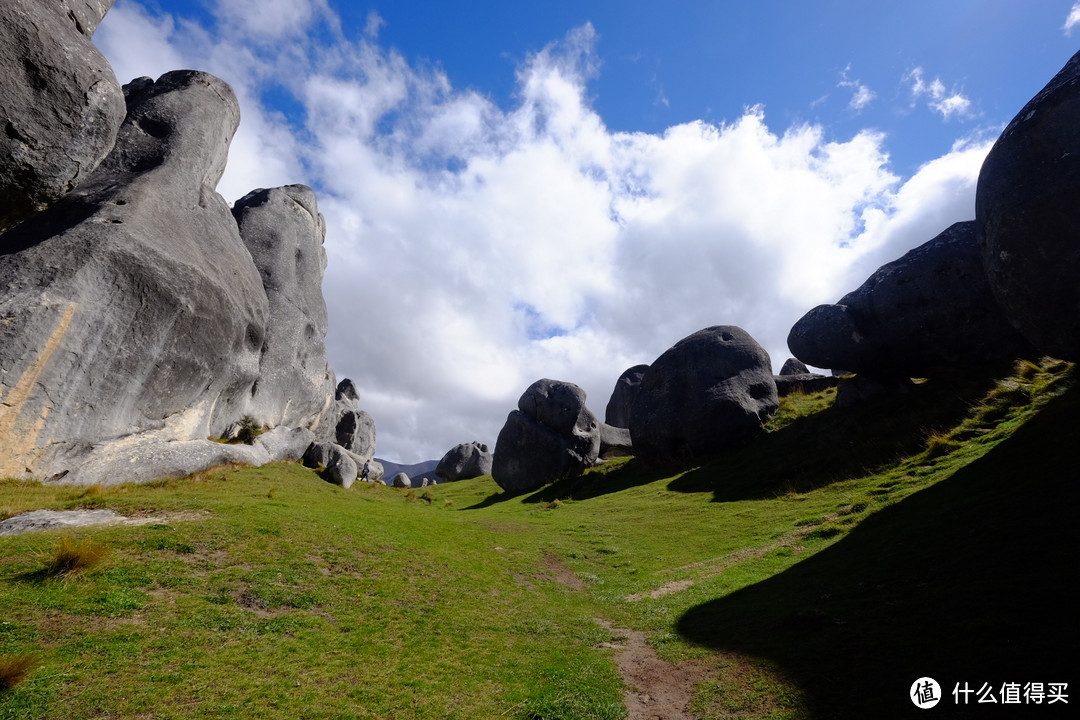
(391, 472, 411, 489)
(435, 441, 492, 482)
(787, 222, 1032, 376)
(604, 364, 648, 429)
(977, 50, 1080, 361)
(0, 71, 273, 482)
(629, 326, 777, 465)
(779, 358, 809, 376)
(233, 185, 335, 430)
(0, 0, 126, 232)
(491, 379, 602, 493)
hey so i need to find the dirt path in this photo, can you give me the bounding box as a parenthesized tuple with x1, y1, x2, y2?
(596, 619, 709, 720)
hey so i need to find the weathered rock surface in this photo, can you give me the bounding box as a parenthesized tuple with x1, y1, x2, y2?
(0, 508, 121, 536)
(629, 326, 778, 465)
(0, 0, 126, 232)
(302, 441, 358, 488)
(233, 185, 335, 430)
(435, 441, 492, 482)
(605, 364, 648, 428)
(977, 50, 1080, 360)
(391, 472, 411, 489)
(335, 409, 376, 457)
(492, 379, 601, 493)
(787, 222, 1032, 376)
(0, 71, 269, 482)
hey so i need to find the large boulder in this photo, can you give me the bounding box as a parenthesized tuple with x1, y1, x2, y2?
(0, 0, 126, 232)
(232, 185, 335, 430)
(0, 71, 269, 482)
(629, 326, 777, 465)
(604, 364, 648, 428)
(787, 222, 1032, 376)
(435, 441, 492, 482)
(977, 50, 1080, 360)
(491, 379, 601, 493)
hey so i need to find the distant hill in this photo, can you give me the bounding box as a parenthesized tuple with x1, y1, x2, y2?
(375, 458, 440, 485)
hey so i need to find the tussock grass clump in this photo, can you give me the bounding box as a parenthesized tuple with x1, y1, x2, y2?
(42, 536, 108, 579)
(0, 654, 37, 692)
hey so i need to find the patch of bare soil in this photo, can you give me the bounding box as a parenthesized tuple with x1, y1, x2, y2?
(596, 619, 710, 720)
(541, 551, 585, 590)
(625, 579, 695, 602)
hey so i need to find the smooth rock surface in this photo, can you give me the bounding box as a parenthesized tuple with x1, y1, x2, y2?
(604, 364, 648, 428)
(629, 326, 778, 465)
(787, 222, 1032, 376)
(779, 358, 809, 376)
(391, 472, 411, 489)
(0, 71, 268, 481)
(0, 0, 126, 232)
(977, 50, 1080, 360)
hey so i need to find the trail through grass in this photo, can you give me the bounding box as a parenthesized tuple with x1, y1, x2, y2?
(1, 359, 1075, 719)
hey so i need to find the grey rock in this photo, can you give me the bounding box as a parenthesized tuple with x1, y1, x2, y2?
(435, 441, 492, 482)
(629, 326, 778, 465)
(325, 445, 358, 489)
(773, 373, 840, 397)
(598, 422, 632, 455)
(491, 379, 602, 492)
(604, 364, 648, 428)
(392, 472, 411, 489)
(0, 508, 121, 536)
(977, 50, 1080, 360)
(0, 70, 270, 482)
(303, 441, 334, 469)
(0, 0, 126, 232)
(779, 358, 809, 376)
(518, 379, 601, 464)
(787, 222, 1033, 376)
(336, 378, 359, 402)
(491, 411, 581, 493)
(66, 436, 271, 486)
(335, 409, 376, 457)
(254, 426, 315, 462)
(233, 185, 335, 429)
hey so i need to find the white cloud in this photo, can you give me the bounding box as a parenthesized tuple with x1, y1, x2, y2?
(95, 1, 991, 463)
(1065, 2, 1080, 35)
(905, 67, 974, 120)
(839, 65, 875, 111)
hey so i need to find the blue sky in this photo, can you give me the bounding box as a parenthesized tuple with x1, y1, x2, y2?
(95, 1, 1079, 462)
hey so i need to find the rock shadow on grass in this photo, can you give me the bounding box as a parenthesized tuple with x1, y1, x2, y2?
(674, 381, 1080, 718)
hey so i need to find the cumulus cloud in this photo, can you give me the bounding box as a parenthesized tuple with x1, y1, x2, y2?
(1066, 2, 1080, 35)
(905, 67, 973, 120)
(95, 1, 990, 462)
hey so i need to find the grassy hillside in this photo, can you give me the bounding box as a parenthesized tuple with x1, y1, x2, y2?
(1, 359, 1075, 719)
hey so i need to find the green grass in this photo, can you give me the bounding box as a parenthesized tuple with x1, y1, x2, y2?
(1, 359, 1075, 719)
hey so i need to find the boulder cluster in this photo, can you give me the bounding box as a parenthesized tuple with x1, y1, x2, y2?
(788, 50, 1080, 378)
(491, 326, 778, 493)
(0, 2, 376, 485)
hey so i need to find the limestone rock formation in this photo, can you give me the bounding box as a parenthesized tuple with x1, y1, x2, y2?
(391, 472, 411, 489)
(435, 441, 492, 482)
(0, 0, 126, 232)
(787, 222, 1032, 376)
(0, 71, 271, 482)
(233, 185, 335, 429)
(977, 50, 1080, 360)
(492, 379, 601, 493)
(629, 326, 777, 465)
(773, 373, 839, 397)
(604, 364, 648, 429)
